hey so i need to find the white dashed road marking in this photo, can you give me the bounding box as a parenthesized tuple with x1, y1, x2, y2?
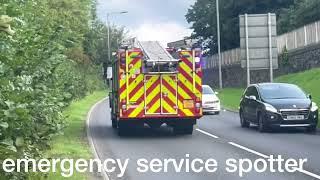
(198, 129, 320, 179)
(196, 128, 219, 139)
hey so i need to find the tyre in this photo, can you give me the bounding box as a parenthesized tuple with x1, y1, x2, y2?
(258, 114, 268, 133)
(240, 111, 250, 128)
(111, 113, 117, 129)
(306, 125, 317, 133)
(112, 119, 117, 129)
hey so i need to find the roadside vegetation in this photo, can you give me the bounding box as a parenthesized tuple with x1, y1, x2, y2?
(33, 91, 105, 180)
(0, 0, 123, 179)
(218, 68, 320, 127)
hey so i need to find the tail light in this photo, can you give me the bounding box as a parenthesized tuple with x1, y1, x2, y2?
(121, 100, 127, 114)
(195, 103, 201, 108)
(194, 49, 202, 68)
(120, 52, 126, 69)
(195, 97, 201, 113)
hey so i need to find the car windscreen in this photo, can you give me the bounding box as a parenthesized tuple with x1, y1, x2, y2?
(202, 86, 215, 95)
(259, 84, 307, 99)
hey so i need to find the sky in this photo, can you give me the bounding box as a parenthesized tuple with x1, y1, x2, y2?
(96, 0, 196, 46)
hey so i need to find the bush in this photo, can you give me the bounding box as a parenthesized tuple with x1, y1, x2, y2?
(0, 0, 105, 179)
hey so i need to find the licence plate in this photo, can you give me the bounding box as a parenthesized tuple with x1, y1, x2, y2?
(183, 100, 194, 109)
(286, 115, 304, 120)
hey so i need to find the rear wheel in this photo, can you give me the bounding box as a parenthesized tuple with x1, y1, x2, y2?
(258, 114, 268, 133)
(112, 119, 117, 129)
(111, 113, 117, 129)
(240, 111, 250, 128)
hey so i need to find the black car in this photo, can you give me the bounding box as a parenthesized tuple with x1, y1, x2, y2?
(239, 83, 318, 133)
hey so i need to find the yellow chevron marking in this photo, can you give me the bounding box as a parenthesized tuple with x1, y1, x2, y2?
(145, 76, 159, 89)
(129, 59, 141, 75)
(128, 74, 143, 95)
(128, 102, 144, 117)
(178, 73, 195, 94)
(127, 52, 140, 64)
(120, 88, 127, 100)
(148, 99, 160, 114)
(162, 77, 177, 103)
(162, 85, 177, 106)
(162, 100, 175, 113)
(130, 83, 144, 102)
(145, 81, 160, 105)
(180, 61, 192, 73)
(177, 84, 191, 100)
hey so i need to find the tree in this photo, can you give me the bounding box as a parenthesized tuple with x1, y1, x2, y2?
(186, 0, 295, 54)
(0, 0, 107, 178)
(278, 0, 320, 34)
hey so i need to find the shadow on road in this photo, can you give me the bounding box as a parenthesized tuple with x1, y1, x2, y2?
(89, 123, 194, 139)
(246, 125, 320, 135)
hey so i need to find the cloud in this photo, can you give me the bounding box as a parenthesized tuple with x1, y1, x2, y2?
(96, 0, 196, 45)
(130, 22, 193, 46)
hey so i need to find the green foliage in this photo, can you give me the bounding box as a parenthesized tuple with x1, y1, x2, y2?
(279, 46, 289, 66)
(186, 0, 294, 54)
(186, 0, 320, 54)
(84, 20, 127, 77)
(278, 0, 320, 34)
(0, 0, 109, 179)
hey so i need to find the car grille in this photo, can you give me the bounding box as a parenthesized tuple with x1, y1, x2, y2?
(280, 109, 310, 120)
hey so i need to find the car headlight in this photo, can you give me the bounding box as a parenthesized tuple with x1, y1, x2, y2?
(264, 103, 278, 113)
(311, 102, 318, 112)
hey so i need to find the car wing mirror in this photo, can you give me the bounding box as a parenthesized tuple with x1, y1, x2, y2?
(308, 94, 312, 99)
(215, 92, 219, 95)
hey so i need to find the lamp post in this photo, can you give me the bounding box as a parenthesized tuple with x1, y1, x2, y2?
(216, 0, 222, 89)
(106, 11, 128, 64)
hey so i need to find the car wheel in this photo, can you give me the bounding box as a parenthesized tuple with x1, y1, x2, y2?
(306, 125, 317, 133)
(258, 114, 268, 133)
(240, 111, 250, 128)
(112, 119, 117, 129)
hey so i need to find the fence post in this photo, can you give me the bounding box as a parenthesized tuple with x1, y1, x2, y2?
(285, 35, 288, 49)
(316, 21, 319, 43)
(294, 31, 297, 48)
(304, 26, 307, 46)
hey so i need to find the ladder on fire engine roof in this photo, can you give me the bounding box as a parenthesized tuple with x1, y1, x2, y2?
(137, 41, 179, 64)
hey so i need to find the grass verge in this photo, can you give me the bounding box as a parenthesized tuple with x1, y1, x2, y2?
(217, 68, 320, 127)
(42, 91, 106, 179)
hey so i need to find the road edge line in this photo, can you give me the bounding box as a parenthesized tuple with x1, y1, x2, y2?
(86, 97, 109, 180)
(228, 141, 320, 179)
(228, 142, 269, 159)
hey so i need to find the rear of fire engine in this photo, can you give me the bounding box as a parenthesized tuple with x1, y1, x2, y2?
(109, 40, 203, 136)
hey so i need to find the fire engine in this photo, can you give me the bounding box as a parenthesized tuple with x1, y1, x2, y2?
(109, 39, 203, 136)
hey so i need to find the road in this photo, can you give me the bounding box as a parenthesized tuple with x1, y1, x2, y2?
(88, 99, 320, 180)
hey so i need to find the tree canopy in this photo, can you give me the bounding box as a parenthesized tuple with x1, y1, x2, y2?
(0, 0, 124, 178)
(186, 0, 320, 54)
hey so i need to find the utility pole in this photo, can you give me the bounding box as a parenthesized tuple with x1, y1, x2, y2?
(216, 0, 222, 89)
(106, 11, 128, 64)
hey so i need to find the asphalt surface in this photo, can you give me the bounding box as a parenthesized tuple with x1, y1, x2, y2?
(88, 99, 320, 180)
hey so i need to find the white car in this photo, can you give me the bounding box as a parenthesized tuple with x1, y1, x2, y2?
(202, 85, 221, 114)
